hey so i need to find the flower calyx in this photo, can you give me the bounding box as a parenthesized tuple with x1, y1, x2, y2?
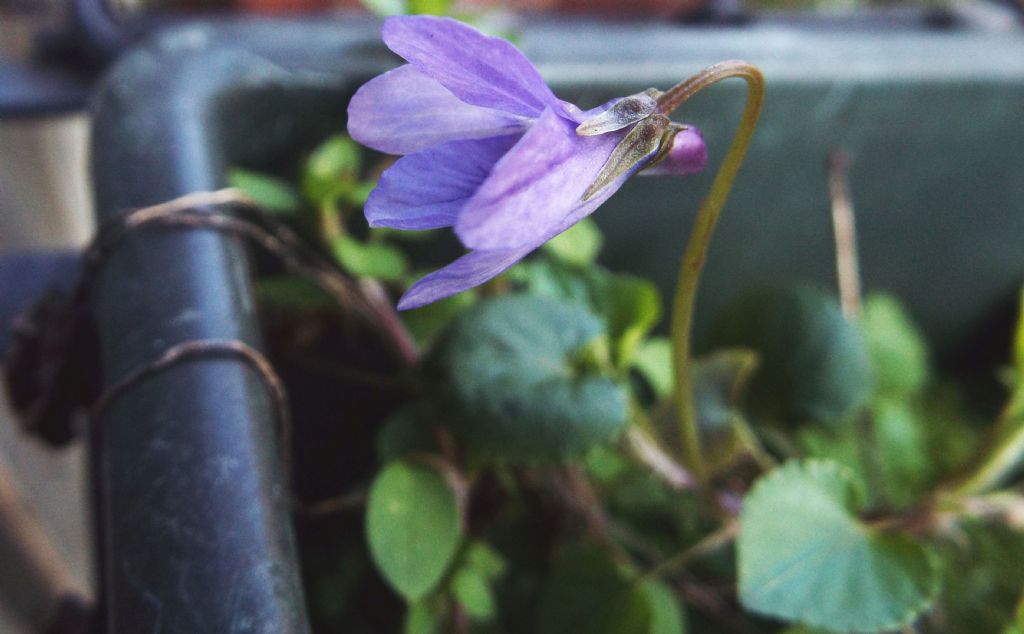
(583, 116, 694, 201)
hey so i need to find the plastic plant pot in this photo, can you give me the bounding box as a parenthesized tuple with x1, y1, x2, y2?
(81, 12, 1024, 632)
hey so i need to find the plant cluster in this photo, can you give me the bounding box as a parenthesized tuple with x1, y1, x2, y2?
(229, 15, 1024, 634)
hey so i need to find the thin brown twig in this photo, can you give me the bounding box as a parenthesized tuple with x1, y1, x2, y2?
(91, 339, 294, 477)
(828, 152, 862, 321)
(87, 189, 419, 366)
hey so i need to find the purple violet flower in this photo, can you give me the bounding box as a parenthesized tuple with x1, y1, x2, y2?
(348, 16, 708, 310)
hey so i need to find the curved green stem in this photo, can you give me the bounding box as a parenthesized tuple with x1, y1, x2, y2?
(947, 390, 1024, 499)
(659, 61, 765, 480)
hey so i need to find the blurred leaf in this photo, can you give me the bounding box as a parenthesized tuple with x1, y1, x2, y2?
(639, 579, 687, 634)
(800, 400, 931, 509)
(375, 406, 438, 463)
(333, 235, 409, 281)
(861, 293, 930, 399)
(604, 274, 662, 370)
(424, 295, 629, 462)
(452, 568, 495, 620)
(361, 0, 452, 16)
(345, 180, 377, 207)
(402, 292, 478, 348)
(711, 286, 872, 425)
(366, 461, 462, 601)
(585, 444, 631, 485)
(543, 217, 604, 267)
(632, 337, 674, 399)
(691, 348, 760, 474)
(692, 349, 758, 433)
(938, 522, 1024, 633)
(872, 399, 931, 507)
(256, 276, 334, 310)
(739, 459, 939, 633)
(538, 549, 648, 634)
(302, 134, 362, 208)
(463, 541, 506, 579)
(511, 257, 662, 369)
(228, 168, 300, 213)
(408, 0, 452, 14)
(539, 549, 684, 634)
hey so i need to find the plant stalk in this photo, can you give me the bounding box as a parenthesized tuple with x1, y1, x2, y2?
(658, 62, 765, 479)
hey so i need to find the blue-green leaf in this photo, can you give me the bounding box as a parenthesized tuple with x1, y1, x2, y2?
(366, 461, 462, 601)
(739, 459, 939, 633)
(425, 295, 629, 462)
(712, 286, 872, 425)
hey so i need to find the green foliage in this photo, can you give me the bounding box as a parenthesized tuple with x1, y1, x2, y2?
(366, 461, 462, 601)
(861, 293, 930, 398)
(538, 549, 685, 634)
(227, 168, 301, 213)
(301, 134, 363, 209)
(450, 541, 506, 622)
(361, 0, 453, 16)
(375, 406, 438, 463)
(255, 275, 334, 310)
(401, 291, 478, 347)
(738, 460, 939, 633)
(937, 522, 1024, 633)
(333, 234, 409, 281)
(712, 286, 873, 425)
(424, 295, 629, 462)
(543, 217, 604, 267)
(510, 257, 662, 369)
(632, 337, 674, 399)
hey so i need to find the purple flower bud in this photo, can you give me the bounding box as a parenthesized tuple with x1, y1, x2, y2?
(643, 127, 708, 176)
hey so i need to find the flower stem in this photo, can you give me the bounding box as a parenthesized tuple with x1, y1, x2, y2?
(658, 61, 765, 480)
(947, 390, 1024, 498)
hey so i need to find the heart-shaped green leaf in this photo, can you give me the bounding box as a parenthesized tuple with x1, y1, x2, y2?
(425, 295, 628, 461)
(366, 461, 461, 601)
(739, 459, 939, 633)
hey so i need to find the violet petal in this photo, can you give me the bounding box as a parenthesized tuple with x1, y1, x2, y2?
(382, 16, 562, 118)
(454, 108, 630, 251)
(397, 170, 629, 310)
(397, 245, 535, 311)
(347, 64, 529, 155)
(366, 135, 519, 230)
